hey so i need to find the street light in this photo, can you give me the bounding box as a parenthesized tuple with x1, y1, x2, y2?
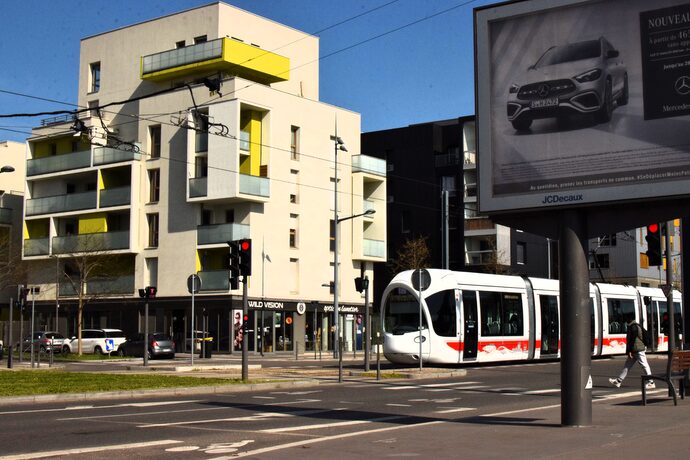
(0, 165, 15, 173)
(331, 134, 347, 359)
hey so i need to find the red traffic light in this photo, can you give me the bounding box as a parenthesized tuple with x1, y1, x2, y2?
(648, 223, 659, 233)
(240, 240, 250, 251)
(243, 314, 249, 322)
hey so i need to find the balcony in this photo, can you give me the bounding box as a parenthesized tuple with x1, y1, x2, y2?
(189, 177, 208, 198)
(198, 270, 230, 292)
(86, 275, 135, 295)
(435, 152, 461, 168)
(240, 130, 250, 152)
(363, 200, 376, 214)
(352, 155, 386, 177)
(99, 186, 131, 208)
(141, 37, 289, 85)
(0, 208, 12, 225)
(26, 191, 97, 216)
(52, 231, 130, 254)
(197, 223, 250, 245)
(467, 250, 495, 265)
(93, 146, 140, 166)
(239, 174, 269, 197)
(465, 217, 495, 232)
(24, 238, 49, 257)
(363, 239, 385, 258)
(27, 150, 91, 176)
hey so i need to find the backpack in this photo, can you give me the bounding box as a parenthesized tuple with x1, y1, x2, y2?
(638, 323, 652, 348)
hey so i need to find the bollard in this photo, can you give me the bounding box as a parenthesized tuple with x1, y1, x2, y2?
(7, 344, 13, 369)
(376, 333, 381, 381)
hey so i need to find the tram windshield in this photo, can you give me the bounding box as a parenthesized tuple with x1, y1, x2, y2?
(384, 287, 427, 334)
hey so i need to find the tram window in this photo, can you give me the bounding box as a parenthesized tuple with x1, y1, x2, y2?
(426, 289, 457, 337)
(658, 301, 682, 338)
(479, 291, 523, 336)
(607, 298, 635, 334)
(383, 288, 427, 334)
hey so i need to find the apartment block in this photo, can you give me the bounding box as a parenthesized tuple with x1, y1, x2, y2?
(23, 2, 386, 354)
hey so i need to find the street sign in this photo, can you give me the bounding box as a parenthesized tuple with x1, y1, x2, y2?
(661, 284, 673, 297)
(411, 269, 431, 291)
(187, 274, 202, 294)
(105, 339, 114, 352)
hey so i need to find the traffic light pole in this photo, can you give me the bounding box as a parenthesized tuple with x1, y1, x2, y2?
(665, 221, 676, 353)
(143, 297, 149, 367)
(364, 276, 370, 372)
(242, 276, 248, 381)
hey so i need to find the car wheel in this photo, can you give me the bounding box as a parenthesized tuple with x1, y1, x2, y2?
(618, 74, 629, 106)
(94, 346, 103, 355)
(597, 80, 613, 123)
(62, 345, 70, 354)
(511, 118, 532, 131)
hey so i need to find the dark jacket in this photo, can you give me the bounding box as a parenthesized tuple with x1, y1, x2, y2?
(626, 322, 646, 354)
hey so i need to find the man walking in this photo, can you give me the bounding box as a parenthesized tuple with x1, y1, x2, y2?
(609, 314, 654, 389)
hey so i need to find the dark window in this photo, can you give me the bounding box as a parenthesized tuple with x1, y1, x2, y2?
(176, 40, 186, 49)
(86, 182, 97, 191)
(201, 210, 212, 226)
(289, 194, 297, 203)
(149, 126, 161, 159)
(479, 291, 523, 336)
(147, 213, 159, 248)
(592, 253, 610, 269)
(516, 242, 526, 265)
(401, 210, 410, 234)
(225, 210, 234, 223)
(195, 156, 208, 178)
(148, 169, 160, 203)
(607, 298, 635, 334)
(383, 287, 426, 334)
(426, 289, 457, 337)
(290, 126, 300, 160)
(90, 62, 101, 93)
(66, 184, 76, 194)
(289, 228, 297, 248)
(194, 35, 207, 44)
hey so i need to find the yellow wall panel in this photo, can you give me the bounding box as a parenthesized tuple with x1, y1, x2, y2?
(78, 213, 108, 233)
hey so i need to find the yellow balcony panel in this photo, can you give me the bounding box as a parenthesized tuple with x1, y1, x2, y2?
(141, 38, 289, 84)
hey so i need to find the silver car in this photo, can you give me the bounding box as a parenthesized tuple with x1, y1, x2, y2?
(507, 37, 627, 131)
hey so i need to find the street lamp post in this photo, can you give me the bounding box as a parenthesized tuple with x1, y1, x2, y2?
(0, 166, 15, 174)
(331, 134, 347, 359)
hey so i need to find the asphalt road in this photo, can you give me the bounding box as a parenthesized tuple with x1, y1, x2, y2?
(0, 356, 686, 459)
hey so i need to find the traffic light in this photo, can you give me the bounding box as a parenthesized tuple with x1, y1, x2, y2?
(355, 277, 369, 293)
(228, 240, 240, 289)
(645, 223, 662, 266)
(238, 238, 252, 277)
(242, 314, 249, 334)
(138, 286, 157, 299)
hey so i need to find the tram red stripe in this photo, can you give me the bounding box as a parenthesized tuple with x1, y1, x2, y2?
(446, 341, 464, 351)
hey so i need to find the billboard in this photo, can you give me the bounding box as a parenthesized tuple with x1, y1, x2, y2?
(476, 0, 690, 213)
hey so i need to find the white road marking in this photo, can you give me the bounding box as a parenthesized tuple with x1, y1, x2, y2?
(260, 415, 405, 433)
(138, 408, 333, 428)
(435, 407, 476, 414)
(252, 396, 275, 400)
(0, 440, 183, 460)
(1, 400, 202, 416)
(522, 389, 560, 395)
(270, 391, 321, 395)
(424, 389, 454, 392)
(386, 403, 412, 407)
(425, 381, 480, 387)
(453, 385, 489, 390)
(382, 386, 418, 390)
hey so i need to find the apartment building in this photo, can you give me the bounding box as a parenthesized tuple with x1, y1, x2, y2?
(23, 2, 386, 354)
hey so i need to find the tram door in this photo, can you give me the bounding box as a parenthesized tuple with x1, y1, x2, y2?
(462, 291, 478, 360)
(539, 295, 559, 356)
(645, 298, 659, 352)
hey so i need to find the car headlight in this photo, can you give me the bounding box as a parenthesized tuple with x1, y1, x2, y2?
(574, 69, 602, 83)
(509, 84, 520, 94)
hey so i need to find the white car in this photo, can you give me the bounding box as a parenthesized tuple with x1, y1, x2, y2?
(65, 328, 127, 354)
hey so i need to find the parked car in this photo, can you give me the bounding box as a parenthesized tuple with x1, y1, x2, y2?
(19, 331, 69, 353)
(507, 36, 628, 131)
(64, 329, 127, 354)
(117, 333, 175, 359)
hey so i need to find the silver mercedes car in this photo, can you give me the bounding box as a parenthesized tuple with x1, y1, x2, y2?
(507, 37, 627, 131)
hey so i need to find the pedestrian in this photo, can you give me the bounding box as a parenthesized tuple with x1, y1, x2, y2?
(609, 314, 654, 389)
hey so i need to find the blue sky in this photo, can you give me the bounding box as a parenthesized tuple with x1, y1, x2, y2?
(0, 0, 494, 142)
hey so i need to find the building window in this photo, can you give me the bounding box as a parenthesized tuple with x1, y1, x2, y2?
(176, 40, 186, 49)
(289, 194, 297, 204)
(590, 253, 610, 269)
(148, 169, 160, 203)
(290, 229, 297, 248)
(145, 258, 158, 287)
(599, 234, 617, 246)
(290, 126, 300, 160)
(194, 35, 207, 44)
(516, 242, 526, 265)
(147, 213, 159, 248)
(88, 100, 99, 117)
(89, 62, 101, 93)
(50, 143, 57, 156)
(195, 156, 208, 178)
(225, 210, 235, 223)
(201, 210, 212, 226)
(401, 210, 410, 234)
(149, 125, 161, 159)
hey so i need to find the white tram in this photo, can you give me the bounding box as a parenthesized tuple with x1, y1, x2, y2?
(381, 270, 682, 365)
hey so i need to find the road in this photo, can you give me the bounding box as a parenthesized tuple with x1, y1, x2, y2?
(0, 356, 687, 459)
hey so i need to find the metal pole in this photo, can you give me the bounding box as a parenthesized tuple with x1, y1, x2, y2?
(191, 286, 195, 366)
(418, 269, 423, 372)
(681, 215, 690, 349)
(55, 256, 59, 333)
(18, 286, 23, 364)
(442, 190, 449, 269)
(7, 296, 12, 368)
(242, 276, 248, 381)
(30, 288, 35, 368)
(364, 277, 370, 372)
(333, 139, 340, 360)
(376, 332, 381, 381)
(338, 338, 343, 383)
(559, 209, 592, 427)
(143, 299, 149, 367)
(666, 221, 676, 352)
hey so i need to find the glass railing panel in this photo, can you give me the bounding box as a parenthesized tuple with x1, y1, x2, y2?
(239, 174, 269, 197)
(189, 177, 208, 198)
(93, 147, 140, 165)
(26, 191, 97, 216)
(0, 208, 12, 225)
(23, 238, 50, 256)
(142, 39, 223, 74)
(197, 223, 250, 245)
(100, 187, 131, 208)
(198, 270, 230, 291)
(27, 150, 91, 176)
(86, 275, 135, 295)
(352, 155, 386, 176)
(52, 231, 129, 254)
(59, 282, 78, 297)
(363, 238, 385, 258)
(363, 200, 376, 214)
(240, 130, 250, 152)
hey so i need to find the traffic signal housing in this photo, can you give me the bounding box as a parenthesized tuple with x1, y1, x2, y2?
(238, 238, 252, 277)
(645, 223, 662, 266)
(138, 286, 157, 299)
(355, 277, 369, 293)
(228, 240, 240, 289)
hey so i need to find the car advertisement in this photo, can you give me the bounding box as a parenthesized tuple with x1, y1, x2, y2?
(475, 0, 690, 213)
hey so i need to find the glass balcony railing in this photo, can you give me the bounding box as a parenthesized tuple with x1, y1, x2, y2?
(363, 238, 385, 258)
(239, 174, 269, 197)
(52, 230, 130, 254)
(23, 238, 50, 256)
(0, 207, 12, 225)
(352, 155, 386, 176)
(93, 146, 140, 165)
(142, 39, 224, 75)
(27, 150, 91, 176)
(467, 250, 495, 265)
(99, 186, 131, 208)
(26, 191, 97, 216)
(59, 282, 78, 297)
(240, 130, 250, 152)
(189, 177, 208, 198)
(363, 200, 376, 214)
(198, 270, 230, 292)
(197, 223, 250, 245)
(86, 275, 135, 295)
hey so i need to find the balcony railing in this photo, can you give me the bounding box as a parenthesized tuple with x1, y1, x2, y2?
(189, 177, 208, 198)
(27, 150, 91, 176)
(466, 250, 495, 265)
(363, 200, 376, 214)
(0, 207, 12, 225)
(240, 130, 250, 152)
(435, 152, 461, 168)
(198, 270, 230, 292)
(143, 39, 224, 75)
(23, 238, 50, 257)
(197, 223, 250, 245)
(52, 230, 130, 254)
(93, 146, 140, 166)
(26, 191, 97, 216)
(86, 275, 135, 295)
(99, 186, 131, 208)
(465, 218, 495, 231)
(59, 282, 78, 297)
(352, 155, 386, 176)
(363, 238, 385, 258)
(239, 174, 270, 197)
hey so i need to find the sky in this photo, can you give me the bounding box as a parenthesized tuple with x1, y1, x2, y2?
(0, 0, 495, 143)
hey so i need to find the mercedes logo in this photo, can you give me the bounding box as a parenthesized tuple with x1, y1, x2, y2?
(675, 76, 690, 95)
(538, 84, 550, 98)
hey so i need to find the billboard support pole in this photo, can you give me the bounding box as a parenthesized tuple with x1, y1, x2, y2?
(682, 215, 690, 349)
(559, 209, 592, 427)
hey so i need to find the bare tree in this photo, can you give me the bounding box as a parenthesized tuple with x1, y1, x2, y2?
(0, 226, 28, 293)
(390, 235, 431, 274)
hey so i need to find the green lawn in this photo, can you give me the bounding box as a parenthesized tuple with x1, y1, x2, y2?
(0, 371, 247, 397)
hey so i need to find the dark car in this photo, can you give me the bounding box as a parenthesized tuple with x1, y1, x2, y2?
(117, 333, 175, 359)
(507, 36, 627, 131)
